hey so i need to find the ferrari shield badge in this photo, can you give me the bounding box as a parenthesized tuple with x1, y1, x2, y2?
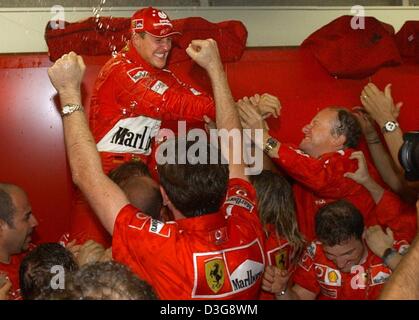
(205, 259, 225, 293)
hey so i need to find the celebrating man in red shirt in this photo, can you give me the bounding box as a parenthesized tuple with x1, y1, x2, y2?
(47, 37, 266, 299)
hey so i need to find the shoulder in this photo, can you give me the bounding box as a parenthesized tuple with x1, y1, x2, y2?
(114, 204, 176, 240)
(224, 178, 257, 213)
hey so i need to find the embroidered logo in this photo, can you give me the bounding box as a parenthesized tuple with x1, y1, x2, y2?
(205, 258, 225, 294)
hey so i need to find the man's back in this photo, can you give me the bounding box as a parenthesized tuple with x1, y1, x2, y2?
(112, 178, 265, 299)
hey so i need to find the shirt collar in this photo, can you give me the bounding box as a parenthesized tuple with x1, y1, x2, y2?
(175, 211, 227, 232)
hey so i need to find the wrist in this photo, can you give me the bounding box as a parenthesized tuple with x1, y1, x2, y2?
(274, 286, 288, 299)
(376, 116, 396, 128)
(381, 247, 397, 266)
(365, 133, 380, 144)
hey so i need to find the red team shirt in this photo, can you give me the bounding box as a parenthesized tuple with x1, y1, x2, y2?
(70, 42, 216, 246)
(273, 144, 416, 241)
(0, 244, 36, 300)
(260, 224, 296, 300)
(0, 253, 24, 300)
(293, 240, 409, 300)
(89, 42, 215, 174)
(112, 178, 266, 300)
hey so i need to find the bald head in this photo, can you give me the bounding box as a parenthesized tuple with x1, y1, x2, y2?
(0, 183, 24, 226)
(120, 176, 163, 220)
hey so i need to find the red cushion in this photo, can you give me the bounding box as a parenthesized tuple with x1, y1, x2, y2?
(301, 15, 401, 79)
(44, 16, 247, 64)
(395, 21, 419, 63)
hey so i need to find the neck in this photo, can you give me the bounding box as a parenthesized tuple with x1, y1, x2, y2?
(168, 204, 186, 220)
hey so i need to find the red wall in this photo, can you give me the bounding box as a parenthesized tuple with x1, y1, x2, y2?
(1, 49, 418, 242)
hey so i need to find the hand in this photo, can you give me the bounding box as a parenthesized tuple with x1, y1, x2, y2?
(99, 247, 113, 262)
(72, 240, 105, 266)
(352, 107, 379, 141)
(237, 98, 269, 131)
(261, 265, 290, 294)
(0, 274, 12, 300)
(360, 83, 403, 124)
(365, 225, 395, 258)
(48, 51, 86, 97)
(257, 93, 281, 119)
(186, 39, 222, 72)
(344, 151, 371, 185)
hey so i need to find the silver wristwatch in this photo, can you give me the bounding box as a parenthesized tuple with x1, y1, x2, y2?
(264, 137, 278, 153)
(61, 104, 84, 117)
(381, 121, 399, 133)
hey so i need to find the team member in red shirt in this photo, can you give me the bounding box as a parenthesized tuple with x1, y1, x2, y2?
(0, 184, 38, 300)
(262, 200, 407, 300)
(71, 6, 215, 246)
(48, 38, 266, 299)
(75, 7, 280, 246)
(250, 171, 305, 300)
(239, 104, 416, 242)
(90, 7, 216, 175)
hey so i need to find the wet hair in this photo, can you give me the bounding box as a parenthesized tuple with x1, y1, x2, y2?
(250, 171, 305, 264)
(315, 200, 364, 247)
(19, 243, 79, 300)
(65, 261, 157, 300)
(108, 160, 151, 185)
(0, 185, 15, 227)
(157, 138, 229, 218)
(329, 107, 362, 149)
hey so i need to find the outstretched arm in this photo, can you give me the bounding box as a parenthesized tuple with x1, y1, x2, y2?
(48, 52, 129, 234)
(360, 83, 404, 173)
(186, 39, 247, 181)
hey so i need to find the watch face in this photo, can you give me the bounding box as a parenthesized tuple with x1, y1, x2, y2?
(62, 106, 71, 114)
(385, 121, 397, 132)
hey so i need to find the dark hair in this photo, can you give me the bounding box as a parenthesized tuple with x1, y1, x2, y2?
(19, 243, 79, 300)
(108, 160, 151, 185)
(157, 138, 229, 218)
(315, 200, 364, 247)
(0, 188, 15, 227)
(120, 176, 162, 220)
(65, 261, 157, 300)
(330, 107, 362, 149)
(250, 171, 305, 264)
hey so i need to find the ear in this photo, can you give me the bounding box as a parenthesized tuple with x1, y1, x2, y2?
(333, 134, 346, 149)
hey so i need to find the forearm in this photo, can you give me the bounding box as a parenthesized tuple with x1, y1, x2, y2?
(374, 117, 404, 173)
(59, 91, 104, 186)
(380, 236, 419, 299)
(207, 63, 247, 180)
(60, 91, 124, 233)
(385, 252, 403, 271)
(361, 178, 384, 204)
(209, 66, 240, 134)
(367, 140, 404, 193)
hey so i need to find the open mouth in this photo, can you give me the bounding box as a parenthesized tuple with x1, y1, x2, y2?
(154, 53, 166, 59)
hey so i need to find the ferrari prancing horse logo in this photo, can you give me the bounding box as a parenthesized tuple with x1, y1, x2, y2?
(205, 259, 225, 293)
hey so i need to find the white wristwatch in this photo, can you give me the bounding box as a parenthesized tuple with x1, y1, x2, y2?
(61, 104, 84, 117)
(381, 121, 399, 133)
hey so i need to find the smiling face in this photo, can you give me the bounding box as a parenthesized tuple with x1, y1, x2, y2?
(1, 187, 38, 257)
(323, 237, 366, 273)
(132, 32, 172, 69)
(299, 108, 344, 158)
